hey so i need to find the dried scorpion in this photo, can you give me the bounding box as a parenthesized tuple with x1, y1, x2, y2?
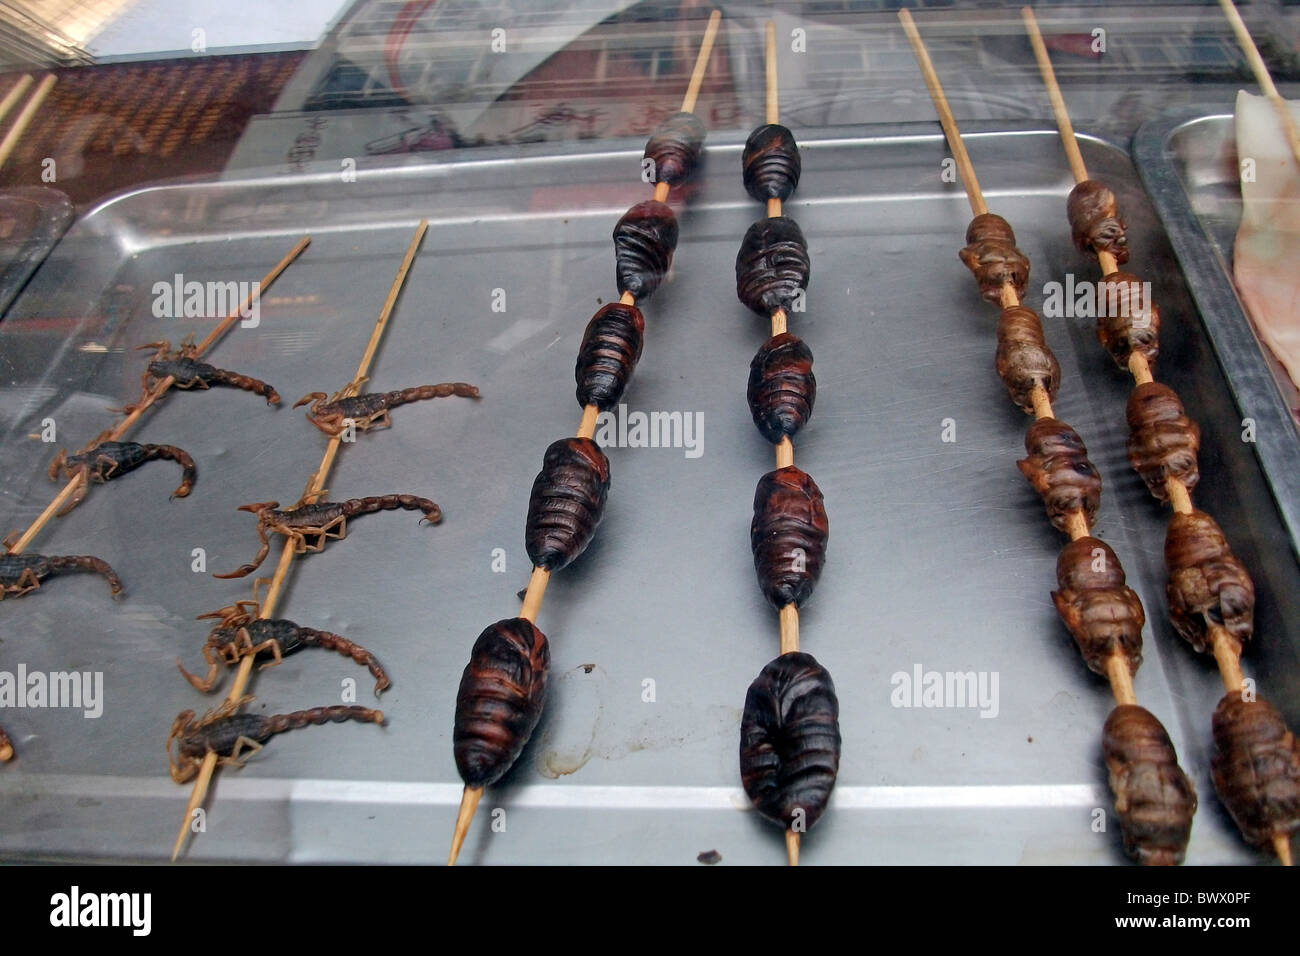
(179, 600, 390, 695)
(167, 696, 385, 784)
(213, 493, 441, 578)
(132, 338, 279, 409)
(0, 552, 123, 600)
(293, 379, 479, 437)
(48, 434, 196, 515)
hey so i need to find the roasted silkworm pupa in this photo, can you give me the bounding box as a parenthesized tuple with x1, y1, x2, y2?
(1102, 704, 1197, 866)
(575, 302, 645, 411)
(1067, 180, 1129, 265)
(1126, 382, 1200, 501)
(751, 466, 828, 610)
(740, 652, 841, 831)
(1165, 510, 1254, 654)
(958, 213, 1029, 304)
(735, 216, 811, 316)
(742, 124, 801, 202)
(747, 333, 815, 444)
(1016, 418, 1101, 533)
(1097, 271, 1160, 370)
(995, 305, 1061, 414)
(525, 437, 611, 571)
(643, 111, 706, 186)
(1051, 536, 1144, 677)
(453, 617, 550, 788)
(613, 199, 678, 301)
(1210, 692, 1300, 850)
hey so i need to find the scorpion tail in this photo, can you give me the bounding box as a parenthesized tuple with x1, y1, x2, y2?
(391, 382, 481, 408)
(264, 705, 386, 737)
(301, 627, 391, 695)
(47, 555, 124, 596)
(147, 444, 198, 499)
(212, 369, 281, 405)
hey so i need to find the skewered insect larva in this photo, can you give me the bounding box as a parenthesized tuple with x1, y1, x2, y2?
(1164, 510, 1255, 654)
(1126, 382, 1200, 501)
(742, 124, 801, 202)
(1210, 692, 1300, 850)
(748, 333, 816, 444)
(575, 302, 645, 411)
(613, 199, 679, 301)
(1097, 272, 1161, 370)
(47, 438, 196, 514)
(214, 493, 441, 578)
(167, 696, 385, 784)
(1067, 180, 1129, 265)
(1102, 704, 1197, 866)
(739, 652, 841, 831)
(0, 552, 123, 600)
(735, 216, 811, 316)
(995, 305, 1061, 414)
(643, 111, 706, 186)
(293, 381, 480, 437)
(179, 604, 390, 695)
(1051, 536, 1144, 676)
(958, 213, 1029, 304)
(1016, 418, 1101, 533)
(134, 339, 279, 408)
(525, 437, 611, 572)
(751, 466, 829, 610)
(454, 617, 550, 788)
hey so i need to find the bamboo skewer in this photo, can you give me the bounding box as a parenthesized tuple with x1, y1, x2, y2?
(6, 237, 311, 558)
(171, 223, 426, 861)
(1026, 7, 1295, 864)
(448, 12, 722, 867)
(902, 8, 1140, 711)
(0, 75, 34, 129)
(0, 74, 55, 172)
(1216, 0, 1300, 170)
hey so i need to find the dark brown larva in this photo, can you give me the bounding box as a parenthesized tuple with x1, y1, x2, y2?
(735, 216, 811, 316)
(1097, 271, 1161, 369)
(1165, 510, 1255, 654)
(1102, 704, 1197, 866)
(996, 305, 1061, 414)
(751, 466, 828, 610)
(742, 124, 801, 202)
(1210, 692, 1300, 849)
(1068, 180, 1129, 265)
(1051, 536, 1144, 677)
(1016, 418, 1101, 533)
(747, 333, 816, 444)
(525, 437, 611, 571)
(575, 302, 645, 411)
(613, 199, 678, 301)
(1126, 382, 1200, 502)
(739, 652, 841, 831)
(643, 111, 706, 186)
(453, 618, 550, 789)
(958, 213, 1029, 304)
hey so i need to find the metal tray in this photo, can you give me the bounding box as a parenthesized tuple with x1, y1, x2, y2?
(0, 125, 1296, 865)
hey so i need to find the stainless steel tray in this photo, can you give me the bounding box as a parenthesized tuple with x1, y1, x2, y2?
(0, 125, 1296, 865)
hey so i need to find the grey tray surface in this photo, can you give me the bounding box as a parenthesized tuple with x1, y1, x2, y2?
(0, 125, 1296, 864)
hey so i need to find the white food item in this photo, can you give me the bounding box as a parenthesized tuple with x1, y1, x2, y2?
(1234, 90, 1300, 393)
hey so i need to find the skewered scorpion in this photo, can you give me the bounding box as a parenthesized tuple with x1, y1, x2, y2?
(48, 433, 196, 515)
(167, 695, 385, 784)
(131, 338, 279, 409)
(179, 600, 390, 695)
(0, 552, 123, 600)
(213, 493, 442, 578)
(293, 379, 479, 437)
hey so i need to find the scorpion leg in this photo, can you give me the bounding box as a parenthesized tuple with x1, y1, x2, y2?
(94, 453, 123, 481)
(55, 470, 90, 517)
(247, 637, 285, 672)
(221, 736, 265, 769)
(46, 450, 67, 482)
(13, 569, 41, 597)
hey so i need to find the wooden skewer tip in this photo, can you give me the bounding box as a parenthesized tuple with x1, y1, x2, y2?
(448, 786, 484, 866)
(1274, 832, 1294, 866)
(785, 829, 800, 866)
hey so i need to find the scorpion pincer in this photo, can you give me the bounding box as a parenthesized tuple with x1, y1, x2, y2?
(167, 696, 385, 784)
(135, 339, 279, 407)
(214, 493, 442, 578)
(179, 601, 390, 695)
(0, 552, 124, 600)
(48, 437, 197, 514)
(293, 381, 479, 437)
